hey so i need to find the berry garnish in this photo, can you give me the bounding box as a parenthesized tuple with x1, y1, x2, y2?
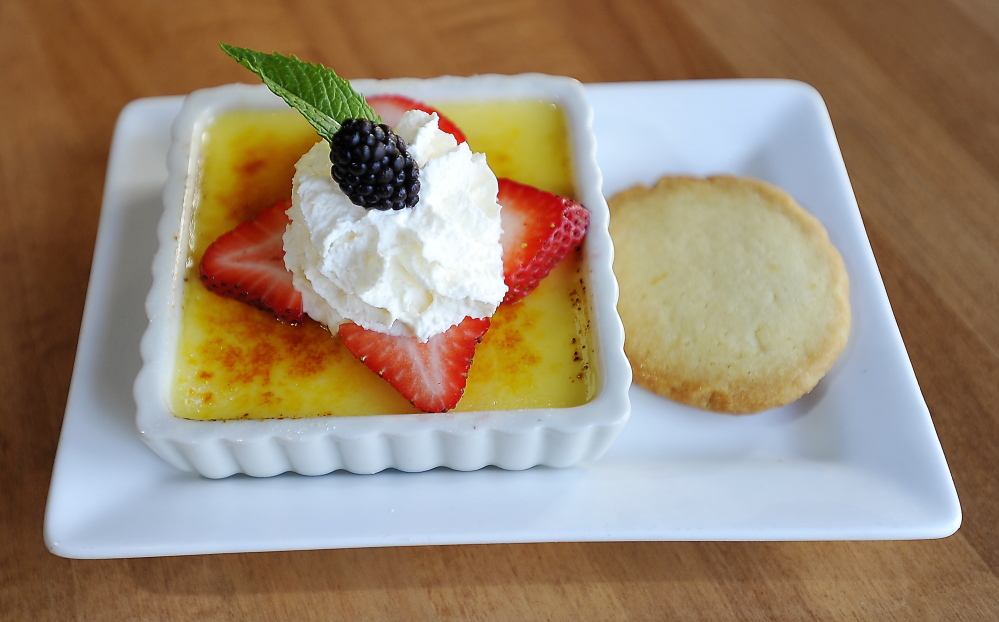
(497, 178, 591, 304)
(366, 94, 467, 143)
(220, 44, 421, 210)
(330, 118, 420, 211)
(338, 316, 491, 412)
(199, 198, 304, 323)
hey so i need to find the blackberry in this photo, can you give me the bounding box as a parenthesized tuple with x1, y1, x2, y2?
(330, 118, 420, 210)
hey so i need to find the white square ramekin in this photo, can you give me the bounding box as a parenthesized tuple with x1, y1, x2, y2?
(134, 75, 631, 478)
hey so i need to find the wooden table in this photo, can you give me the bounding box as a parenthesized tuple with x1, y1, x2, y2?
(3, 0, 997, 618)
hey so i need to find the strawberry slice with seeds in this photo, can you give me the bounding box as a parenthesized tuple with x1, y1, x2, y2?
(497, 178, 590, 304)
(199, 198, 304, 323)
(366, 94, 467, 143)
(338, 316, 491, 412)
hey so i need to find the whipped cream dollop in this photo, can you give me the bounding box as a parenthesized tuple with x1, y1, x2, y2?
(284, 110, 507, 342)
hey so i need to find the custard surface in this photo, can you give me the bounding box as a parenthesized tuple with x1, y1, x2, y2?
(172, 101, 594, 419)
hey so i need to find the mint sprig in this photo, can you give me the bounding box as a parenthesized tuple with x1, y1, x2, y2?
(220, 43, 378, 143)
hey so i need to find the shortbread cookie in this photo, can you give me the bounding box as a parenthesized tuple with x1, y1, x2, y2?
(609, 176, 850, 414)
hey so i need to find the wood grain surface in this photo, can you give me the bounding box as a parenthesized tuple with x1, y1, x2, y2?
(2, 0, 998, 619)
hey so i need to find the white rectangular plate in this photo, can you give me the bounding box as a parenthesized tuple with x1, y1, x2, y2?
(45, 80, 961, 558)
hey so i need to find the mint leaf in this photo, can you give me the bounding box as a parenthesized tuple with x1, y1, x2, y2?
(220, 43, 378, 142)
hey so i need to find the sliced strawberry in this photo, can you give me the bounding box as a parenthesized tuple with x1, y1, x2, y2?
(338, 316, 491, 412)
(366, 94, 467, 143)
(497, 178, 590, 304)
(199, 198, 304, 323)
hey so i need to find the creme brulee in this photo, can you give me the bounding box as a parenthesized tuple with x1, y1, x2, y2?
(171, 100, 595, 419)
